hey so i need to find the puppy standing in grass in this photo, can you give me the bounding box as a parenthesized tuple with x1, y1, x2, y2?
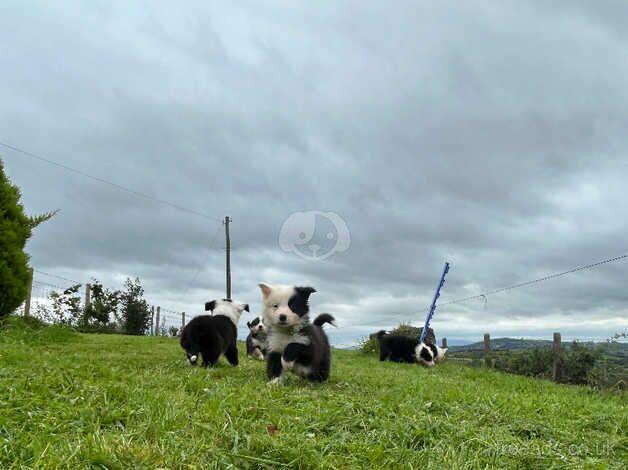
(245, 317, 268, 360)
(179, 299, 248, 367)
(259, 283, 336, 383)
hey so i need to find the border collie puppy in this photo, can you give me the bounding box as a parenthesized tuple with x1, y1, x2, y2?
(259, 283, 336, 383)
(179, 298, 248, 367)
(376, 330, 418, 363)
(376, 331, 447, 366)
(415, 342, 448, 367)
(245, 317, 267, 360)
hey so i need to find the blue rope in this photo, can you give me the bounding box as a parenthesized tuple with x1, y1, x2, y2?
(419, 262, 450, 344)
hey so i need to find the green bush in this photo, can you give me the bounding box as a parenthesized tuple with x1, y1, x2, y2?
(490, 342, 615, 388)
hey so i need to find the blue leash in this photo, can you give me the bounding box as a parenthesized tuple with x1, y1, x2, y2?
(419, 262, 450, 344)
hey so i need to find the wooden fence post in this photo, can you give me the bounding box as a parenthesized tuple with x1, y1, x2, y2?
(24, 268, 33, 317)
(441, 337, 448, 349)
(84, 283, 91, 311)
(181, 312, 185, 331)
(150, 306, 155, 336)
(552, 332, 561, 382)
(156, 306, 160, 337)
(483, 333, 491, 365)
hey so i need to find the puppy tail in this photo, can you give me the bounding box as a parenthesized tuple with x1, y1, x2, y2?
(313, 313, 337, 328)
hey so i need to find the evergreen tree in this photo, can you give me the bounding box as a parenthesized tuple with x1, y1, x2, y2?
(0, 159, 55, 317)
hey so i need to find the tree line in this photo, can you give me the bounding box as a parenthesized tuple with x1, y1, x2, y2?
(34, 277, 153, 335)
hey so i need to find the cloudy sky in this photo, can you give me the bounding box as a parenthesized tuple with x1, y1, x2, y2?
(2, 1, 627, 346)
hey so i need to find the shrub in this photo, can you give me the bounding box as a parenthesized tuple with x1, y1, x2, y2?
(120, 277, 151, 335)
(82, 280, 120, 330)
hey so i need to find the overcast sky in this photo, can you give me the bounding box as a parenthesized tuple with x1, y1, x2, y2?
(2, 1, 627, 346)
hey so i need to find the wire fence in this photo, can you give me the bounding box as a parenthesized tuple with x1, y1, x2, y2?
(17, 270, 188, 337)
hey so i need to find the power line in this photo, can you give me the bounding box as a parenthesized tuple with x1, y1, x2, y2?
(335, 252, 628, 330)
(33, 269, 81, 285)
(439, 252, 628, 307)
(0, 141, 222, 223)
(32, 279, 72, 291)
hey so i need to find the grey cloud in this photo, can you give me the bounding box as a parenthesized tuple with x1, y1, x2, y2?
(2, 1, 628, 345)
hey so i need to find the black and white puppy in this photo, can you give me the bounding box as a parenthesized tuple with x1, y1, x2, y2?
(415, 341, 448, 367)
(245, 317, 267, 360)
(259, 283, 336, 383)
(376, 330, 447, 366)
(179, 298, 248, 367)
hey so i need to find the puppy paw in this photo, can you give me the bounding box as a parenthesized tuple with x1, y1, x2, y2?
(253, 349, 264, 360)
(281, 358, 294, 371)
(267, 376, 284, 386)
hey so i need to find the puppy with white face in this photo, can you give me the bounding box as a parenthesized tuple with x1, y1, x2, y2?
(179, 298, 248, 367)
(415, 342, 448, 367)
(245, 317, 267, 360)
(259, 283, 336, 383)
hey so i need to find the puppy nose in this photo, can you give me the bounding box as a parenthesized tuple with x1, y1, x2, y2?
(279, 314, 287, 322)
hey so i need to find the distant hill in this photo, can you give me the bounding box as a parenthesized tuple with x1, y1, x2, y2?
(449, 337, 628, 366)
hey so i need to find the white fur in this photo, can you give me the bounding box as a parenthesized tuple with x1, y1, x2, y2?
(415, 342, 448, 367)
(259, 283, 307, 329)
(211, 299, 245, 326)
(267, 328, 311, 353)
(189, 355, 197, 363)
(292, 363, 312, 377)
(435, 346, 448, 362)
(267, 376, 284, 386)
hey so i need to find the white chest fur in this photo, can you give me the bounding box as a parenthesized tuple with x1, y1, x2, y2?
(267, 329, 310, 353)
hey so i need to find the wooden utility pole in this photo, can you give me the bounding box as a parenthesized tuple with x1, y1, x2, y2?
(181, 312, 186, 331)
(224, 216, 232, 300)
(84, 284, 91, 311)
(24, 268, 33, 317)
(441, 337, 448, 349)
(150, 306, 155, 336)
(552, 332, 562, 382)
(156, 306, 161, 337)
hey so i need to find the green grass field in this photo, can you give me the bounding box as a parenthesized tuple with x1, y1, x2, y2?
(1, 318, 626, 469)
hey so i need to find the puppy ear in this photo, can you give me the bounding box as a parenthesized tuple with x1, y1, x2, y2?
(205, 300, 216, 312)
(295, 286, 316, 300)
(258, 283, 272, 298)
(243, 303, 250, 312)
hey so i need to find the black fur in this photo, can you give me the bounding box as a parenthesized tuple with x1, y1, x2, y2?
(179, 315, 238, 367)
(287, 286, 316, 316)
(267, 313, 334, 382)
(419, 345, 433, 363)
(313, 313, 335, 327)
(376, 330, 419, 363)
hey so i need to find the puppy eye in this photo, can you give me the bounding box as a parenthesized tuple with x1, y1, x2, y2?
(272, 304, 279, 309)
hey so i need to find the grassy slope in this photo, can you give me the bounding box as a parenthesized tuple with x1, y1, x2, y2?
(0, 320, 626, 469)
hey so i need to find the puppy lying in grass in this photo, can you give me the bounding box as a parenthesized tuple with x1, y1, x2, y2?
(259, 283, 336, 383)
